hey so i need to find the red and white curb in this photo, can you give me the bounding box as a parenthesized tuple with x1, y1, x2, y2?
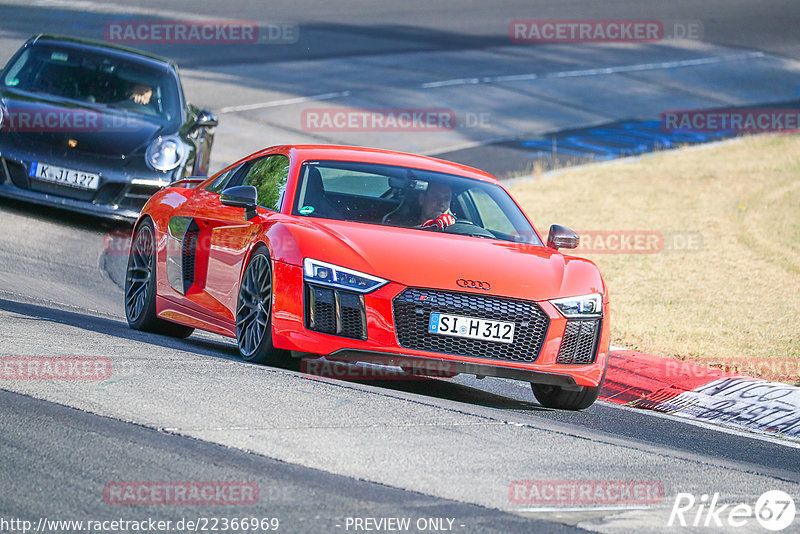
(601, 350, 800, 442)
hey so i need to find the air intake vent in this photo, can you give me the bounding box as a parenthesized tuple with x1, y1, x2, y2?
(305, 284, 367, 339)
(557, 319, 601, 364)
(181, 220, 201, 293)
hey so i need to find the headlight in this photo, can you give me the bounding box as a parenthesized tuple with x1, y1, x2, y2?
(303, 258, 388, 293)
(146, 135, 186, 172)
(549, 293, 602, 318)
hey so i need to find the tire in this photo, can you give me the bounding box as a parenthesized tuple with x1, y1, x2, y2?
(530, 382, 601, 410)
(235, 247, 287, 365)
(124, 218, 194, 338)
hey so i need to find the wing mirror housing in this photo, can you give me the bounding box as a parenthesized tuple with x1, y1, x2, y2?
(547, 224, 579, 250)
(221, 185, 258, 220)
(194, 109, 218, 128)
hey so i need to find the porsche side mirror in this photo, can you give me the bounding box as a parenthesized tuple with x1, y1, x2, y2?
(194, 109, 218, 128)
(221, 185, 258, 220)
(547, 224, 579, 250)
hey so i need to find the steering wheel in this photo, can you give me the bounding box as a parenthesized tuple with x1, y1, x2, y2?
(444, 219, 495, 238)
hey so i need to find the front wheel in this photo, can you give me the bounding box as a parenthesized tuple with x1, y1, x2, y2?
(531, 383, 601, 410)
(124, 219, 194, 338)
(235, 248, 287, 365)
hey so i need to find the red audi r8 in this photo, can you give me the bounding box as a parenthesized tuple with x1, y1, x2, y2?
(125, 145, 610, 410)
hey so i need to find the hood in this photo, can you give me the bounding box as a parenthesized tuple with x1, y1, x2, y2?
(1, 91, 164, 157)
(277, 218, 606, 302)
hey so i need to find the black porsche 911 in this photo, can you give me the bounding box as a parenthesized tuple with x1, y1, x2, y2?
(0, 35, 217, 221)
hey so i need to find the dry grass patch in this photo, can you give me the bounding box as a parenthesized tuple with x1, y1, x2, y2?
(510, 135, 800, 384)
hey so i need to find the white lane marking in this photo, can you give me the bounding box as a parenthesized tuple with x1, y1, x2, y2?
(421, 51, 766, 88)
(212, 52, 768, 112)
(601, 400, 800, 449)
(515, 506, 652, 513)
(218, 91, 351, 113)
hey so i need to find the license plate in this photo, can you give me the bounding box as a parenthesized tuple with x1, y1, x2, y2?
(29, 162, 100, 190)
(428, 313, 515, 344)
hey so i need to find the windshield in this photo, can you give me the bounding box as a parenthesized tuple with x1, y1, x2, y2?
(292, 160, 543, 246)
(2, 43, 182, 125)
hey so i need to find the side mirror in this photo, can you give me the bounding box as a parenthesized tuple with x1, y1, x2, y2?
(547, 224, 579, 250)
(194, 109, 218, 128)
(221, 185, 258, 220)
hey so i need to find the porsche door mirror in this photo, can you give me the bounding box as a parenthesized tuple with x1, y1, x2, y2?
(194, 109, 218, 128)
(221, 185, 258, 220)
(547, 224, 579, 250)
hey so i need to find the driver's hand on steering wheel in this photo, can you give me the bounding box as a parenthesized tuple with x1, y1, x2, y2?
(130, 84, 153, 105)
(421, 213, 456, 230)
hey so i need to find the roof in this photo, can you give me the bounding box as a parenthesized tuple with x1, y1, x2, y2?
(257, 144, 500, 184)
(27, 34, 176, 70)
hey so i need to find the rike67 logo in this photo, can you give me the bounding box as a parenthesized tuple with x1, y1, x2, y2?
(669, 490, 796, 531)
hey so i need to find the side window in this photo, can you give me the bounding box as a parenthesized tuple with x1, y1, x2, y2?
(205, 165, 240, 194)
(469, 188, 516, 234)
(241, 154, 290, 211)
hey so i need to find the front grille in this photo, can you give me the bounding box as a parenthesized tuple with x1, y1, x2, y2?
(306, 284, 367, 339)
(557, 319, 601, 364)
(393, 288, 549, 363)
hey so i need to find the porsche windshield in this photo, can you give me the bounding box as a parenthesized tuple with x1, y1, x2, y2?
(2, 43, 182, 125)
(293, 160, 543, 245)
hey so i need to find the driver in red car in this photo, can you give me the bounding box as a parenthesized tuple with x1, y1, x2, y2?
(418, 182, 456, 230)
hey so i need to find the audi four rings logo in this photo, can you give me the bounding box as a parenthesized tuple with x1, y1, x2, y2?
(457, 279, 491, 290)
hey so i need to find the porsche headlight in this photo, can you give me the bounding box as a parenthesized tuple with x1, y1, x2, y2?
(303, 258, 388, 293)
(146, 135, 186, 172)
(549, 293, 602, 318)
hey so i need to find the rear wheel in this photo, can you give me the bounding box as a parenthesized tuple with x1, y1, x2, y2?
(236, 248, 286, 364)
(531, 383, 601, 410)
(124, 219, 194, 338)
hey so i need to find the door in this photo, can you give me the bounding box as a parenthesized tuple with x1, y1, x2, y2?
(174, 154, 290, 323)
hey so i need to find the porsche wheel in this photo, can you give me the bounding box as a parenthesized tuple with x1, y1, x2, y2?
(236, 249, 285, 364)
(530, 383, 601, 410)
(124, 219, 194, 338)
